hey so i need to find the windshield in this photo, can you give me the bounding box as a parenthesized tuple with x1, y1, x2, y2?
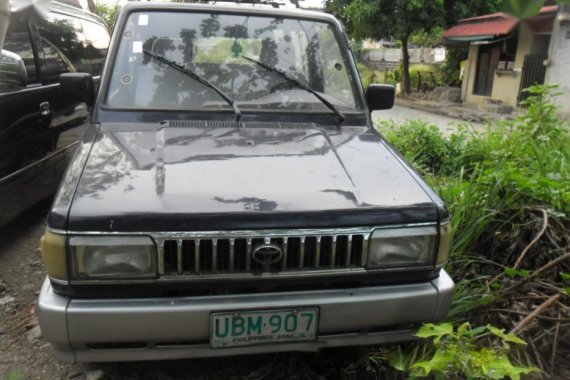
(105, 11, 363, 112)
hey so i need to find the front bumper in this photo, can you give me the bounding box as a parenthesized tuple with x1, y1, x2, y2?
(38, 270, 454, 363)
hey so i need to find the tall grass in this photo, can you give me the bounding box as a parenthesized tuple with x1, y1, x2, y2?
(375, 85, 570, 378)
(378, 85, 569, 260)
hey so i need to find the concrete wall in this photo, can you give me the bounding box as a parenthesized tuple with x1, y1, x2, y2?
(545, 5, 570, 111)
(461, 45, 481, 104)
(362, 47, 446, 64)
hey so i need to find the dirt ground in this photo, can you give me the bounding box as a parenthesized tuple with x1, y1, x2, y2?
(0, 200, 372, 380)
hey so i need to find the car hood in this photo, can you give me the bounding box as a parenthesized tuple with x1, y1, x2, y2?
(68, 122, 439, 231)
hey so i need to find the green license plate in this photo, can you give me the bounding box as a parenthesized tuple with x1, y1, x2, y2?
(210, 308, 319, 348)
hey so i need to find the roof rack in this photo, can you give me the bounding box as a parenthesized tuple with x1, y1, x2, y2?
(167, 0, 303, 9)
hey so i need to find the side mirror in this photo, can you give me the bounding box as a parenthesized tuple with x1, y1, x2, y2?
(366, 84, 395, 111)
(60, 73, 95, 107)
(0, 49, 28, 91)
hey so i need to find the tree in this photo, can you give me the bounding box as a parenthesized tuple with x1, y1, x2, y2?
(442, 0, 502, 27)
(94, 1, 121, 31)
(325, 0, 444, 94)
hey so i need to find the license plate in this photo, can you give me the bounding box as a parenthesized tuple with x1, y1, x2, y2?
(210, 308, 319, 348)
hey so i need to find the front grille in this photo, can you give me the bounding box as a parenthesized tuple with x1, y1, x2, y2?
(155, 229, 370, 276)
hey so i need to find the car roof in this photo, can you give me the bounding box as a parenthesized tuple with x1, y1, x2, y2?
(120, 1, 341, 26)
(49, 1, 107, 24)
(9, 0, 107, 26)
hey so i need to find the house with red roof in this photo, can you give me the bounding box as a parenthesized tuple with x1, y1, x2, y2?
(443, 4, 569, 112)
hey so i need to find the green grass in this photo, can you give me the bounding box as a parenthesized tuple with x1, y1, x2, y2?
(374, 85, 570, 378)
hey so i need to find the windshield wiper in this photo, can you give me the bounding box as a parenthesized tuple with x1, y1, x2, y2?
(242, 56, 345, 124)
(143, 49, 241, 121)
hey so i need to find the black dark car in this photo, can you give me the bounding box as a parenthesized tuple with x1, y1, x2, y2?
(38, 2, 453, 363)
(0, 1, 110, 226)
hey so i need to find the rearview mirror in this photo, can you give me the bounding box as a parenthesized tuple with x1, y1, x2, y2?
(0, 49, 28, 91)
(366, 84, 395, 111)
(60, 73, 95, 107)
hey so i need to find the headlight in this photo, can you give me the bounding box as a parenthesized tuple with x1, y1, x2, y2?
(70, 236, 156, 279)
(366, 226, 437, 268)
(41, 230, 68, 281)
(437, 220, 452, 266)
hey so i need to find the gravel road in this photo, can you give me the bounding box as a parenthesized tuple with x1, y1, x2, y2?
(372, 104, 485, 136)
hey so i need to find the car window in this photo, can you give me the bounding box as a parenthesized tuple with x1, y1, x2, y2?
(106, 11, 363, 112)
(1, 20, 38, 90)
(37, 12, 88, 74)
(80, 20, 110, 75)
(39, 38, 73, 83)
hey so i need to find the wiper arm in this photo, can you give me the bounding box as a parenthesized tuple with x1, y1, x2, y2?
(243, 56, 345, 124)
(143, 49, 241, 121)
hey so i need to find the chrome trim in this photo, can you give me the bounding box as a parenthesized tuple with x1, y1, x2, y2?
(331, 236, 337, 268)
(194, 240, 200, 274)
(66, 266, 438, 285)
(212, 239, 218, 272)
(246, 238, 252, 272)
(282, 237, 288, 270)
(177, 239, 183, 274)
(361, 234, 370, 267)
(157, 240, 165, 275)
(346, 235, 352, 266)
(229, 238, 235, 271)
(54, 223, 437, 238)
(47, 223, 439, 282)
(48, 276, 69, 286)
(299, 236, 306, 269)
(315, 236, 321, 267)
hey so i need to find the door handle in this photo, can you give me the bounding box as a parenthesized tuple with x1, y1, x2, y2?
(40, 102, 51, 116)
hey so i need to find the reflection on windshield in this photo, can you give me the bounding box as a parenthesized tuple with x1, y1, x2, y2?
(106, 11, 361, 112)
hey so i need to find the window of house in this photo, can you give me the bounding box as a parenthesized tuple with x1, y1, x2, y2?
(498, 37, 518, 70)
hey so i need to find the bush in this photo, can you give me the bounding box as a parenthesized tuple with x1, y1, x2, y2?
(375, 85, 570, 378)
(382, 323, 540, 379)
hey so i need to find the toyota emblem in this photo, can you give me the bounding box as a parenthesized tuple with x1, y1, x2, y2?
(252, 243, 283, 266)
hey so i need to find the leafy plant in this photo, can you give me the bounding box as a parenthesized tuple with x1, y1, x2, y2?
(94, 1, 121, 31)
(378, 119, 460, 176)
(402, 323, 540, 379)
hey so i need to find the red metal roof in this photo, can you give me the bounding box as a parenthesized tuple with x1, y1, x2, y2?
(460, 12, 514, 23)
(443, 5, 559, 40)
(443, 17, 519, 39)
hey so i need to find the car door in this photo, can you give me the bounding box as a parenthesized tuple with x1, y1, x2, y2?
(0, 13, 61, 226)
(36, 11, 91, 150)
(0, 13, 53, 181)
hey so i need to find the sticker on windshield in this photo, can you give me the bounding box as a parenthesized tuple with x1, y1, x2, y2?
(138, 14, 148, 26)
(133, 41, 143, 53)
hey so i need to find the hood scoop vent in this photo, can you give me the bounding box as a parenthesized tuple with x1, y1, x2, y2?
(167, 120, 318, 129)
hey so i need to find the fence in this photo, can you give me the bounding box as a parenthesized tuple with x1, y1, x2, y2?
(361, 47, 446, 69)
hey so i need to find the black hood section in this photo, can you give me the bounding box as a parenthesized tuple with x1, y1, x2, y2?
(67, 122, 438, 231)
